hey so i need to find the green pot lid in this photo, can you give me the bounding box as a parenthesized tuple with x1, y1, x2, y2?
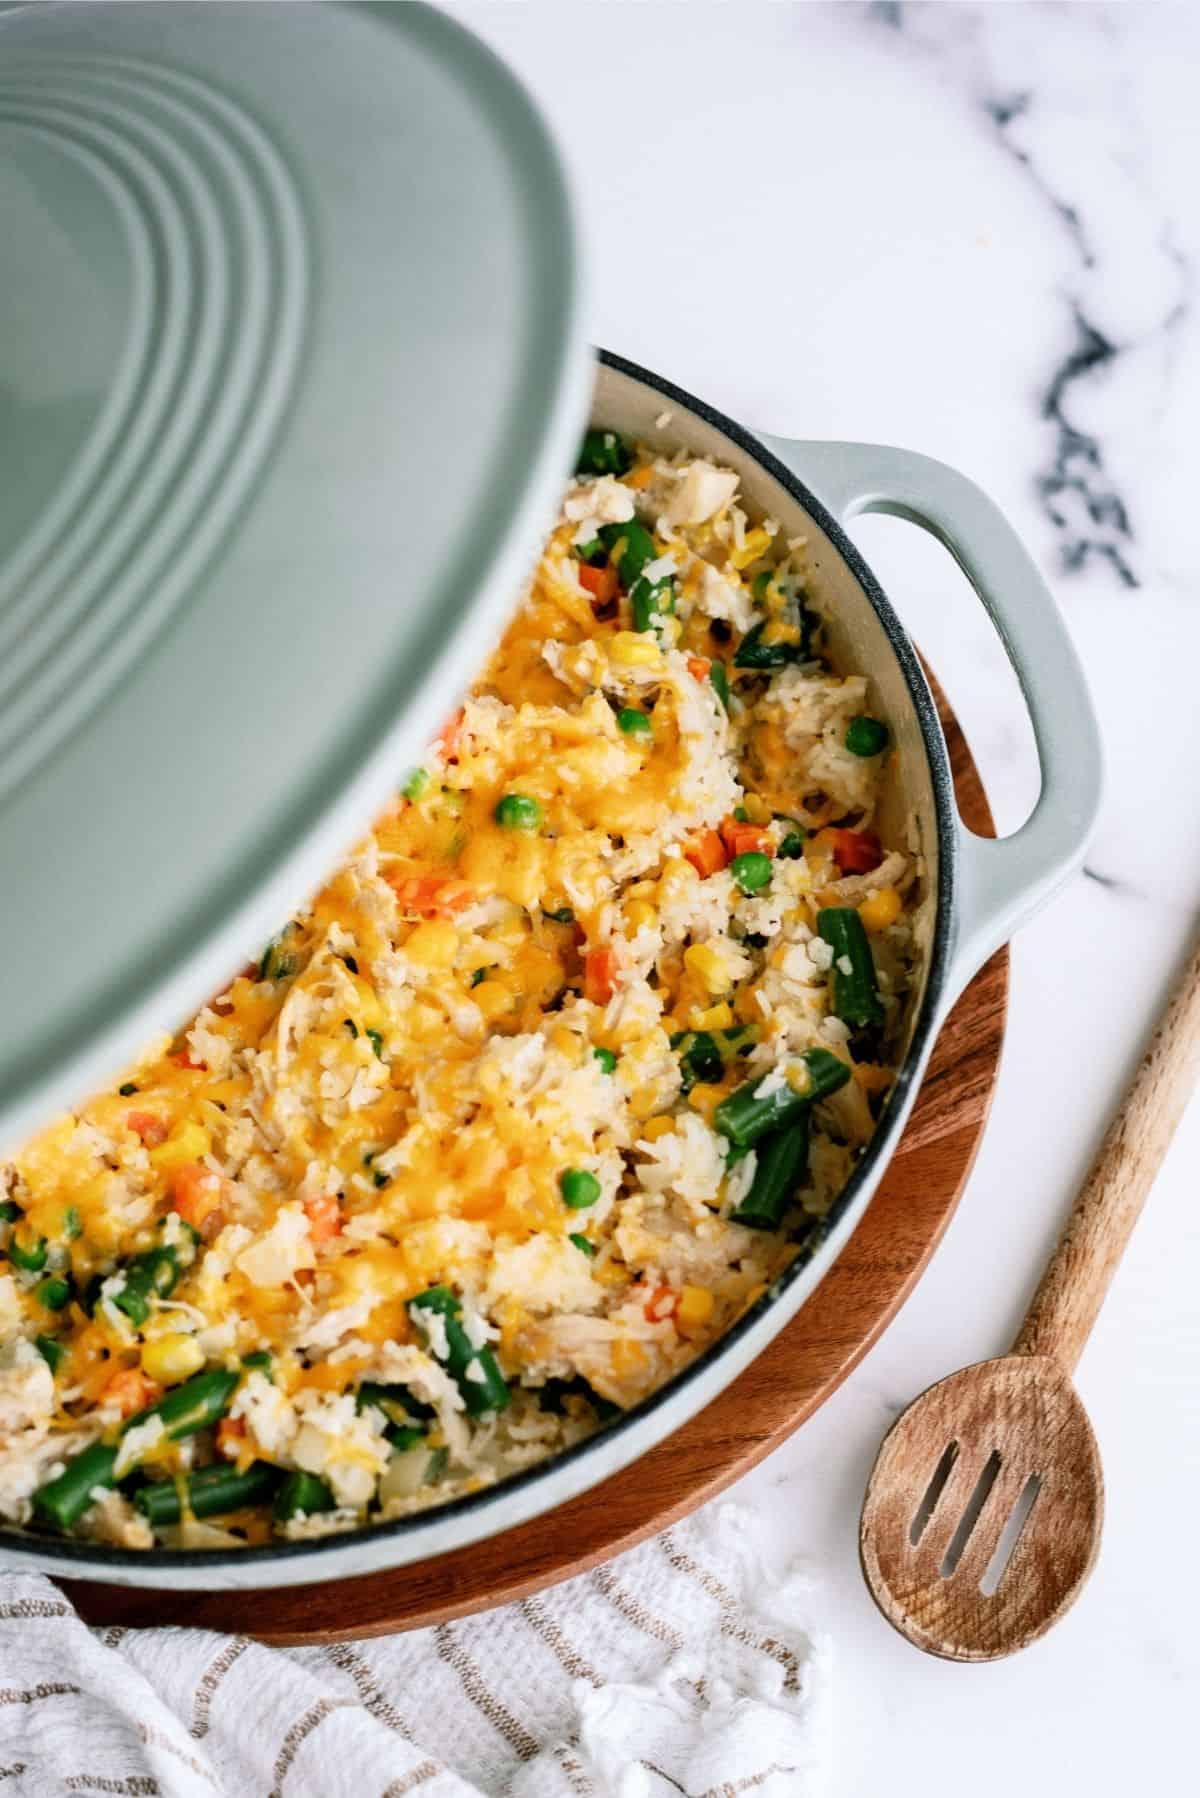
(0, 1, 588, 1148)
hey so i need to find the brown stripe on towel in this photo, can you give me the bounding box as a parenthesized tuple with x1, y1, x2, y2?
(433, 1624, 539, 1761)
(268, 1696, 356, 1798)
(519, 1597, 603, 1688)
(190, 1636, 250, 1739)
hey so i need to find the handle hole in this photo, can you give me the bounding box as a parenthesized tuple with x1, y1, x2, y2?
(850, 514, 1040, 840)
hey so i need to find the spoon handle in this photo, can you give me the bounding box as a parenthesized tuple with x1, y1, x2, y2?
(1013, 931, 1200, 1371)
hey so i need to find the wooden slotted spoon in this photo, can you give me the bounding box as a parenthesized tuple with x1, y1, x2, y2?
(860, 934, 1200, 1661)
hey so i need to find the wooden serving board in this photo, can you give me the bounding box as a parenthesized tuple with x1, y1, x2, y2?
(63, 677, 1007, 1643)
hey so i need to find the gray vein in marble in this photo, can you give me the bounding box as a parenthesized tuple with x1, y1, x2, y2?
(867, 3, 1194, 592)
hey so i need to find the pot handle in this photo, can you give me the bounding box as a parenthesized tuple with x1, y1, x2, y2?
(756, 436, 1102, 991)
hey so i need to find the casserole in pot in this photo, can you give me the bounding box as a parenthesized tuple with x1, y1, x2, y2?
(0, 353, 1101, 1589)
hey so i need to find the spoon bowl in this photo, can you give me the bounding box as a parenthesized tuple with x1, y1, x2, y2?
(860, 1354, 1103, 1661)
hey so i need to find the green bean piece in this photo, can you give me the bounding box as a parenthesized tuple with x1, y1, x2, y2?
(630, 573, 675, 632)
(575, 535, 604, 564)
(470, 967, 488, 988)
(260, 924, 299, 981)
(731, 1117, 811, 1229)
(366, 1028, 385, 1060)
(817, 907, 885, 1028)
(709, 660, 730, 710)
(844, 716, 889, 757)
(136, 1368, 241, 1441)
(60, 1207, 81, 1241)
(357, 1381, 431, 1447)
(576, 428, 631, 477)
(676, 1031, 724, 1093)
(8, 1233, 47, 1273)
(241, 1351, 273, 1378)
(542, 905, 575, 923)
(409, 1286, 511, 1416)
(33, 1442, 120, 1531)
(112, 1246, 180, 1328)
(402, 767, 431, 801)
(592, 1046, 617, 1075)
(35, 1334, 66, 1373)
(135, 1461, 280, 1527)
(734, 619, 807, 669)
(599, 518, 655, 589)
(494, 793, 543, 830)
(274, 1470, 337, 1521)
(714, 1049, 850, 1148)
(569, 1232, 596, 1257)
(118, 1082, 139, 1097)
(0, 1200, 18, 1225)
(731, 851, 772, 894)
(752, 569, 773, 602)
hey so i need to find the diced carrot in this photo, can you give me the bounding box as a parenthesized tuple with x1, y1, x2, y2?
(625, 464, 654, 491)
(171, 1162, 225, 1238)
(720, 817, 771, 859)
(686, 655, 711, 683)
(216, 1417, 247, 1460)
(100, 1366, 161, 1417)
(387, 872, 473, 917)
(304, 1193, 342, 1244)
(126, 1111, 168, 1148)
(170, 1049, 207, 1071)
(578, 563, 619, 609)
(683, 829, 728, 879)
(438, 708, 465, 760)
(643, 1284, 679, 1324)
(829, 828, 883, 875)
(584, 947, 617, 1005)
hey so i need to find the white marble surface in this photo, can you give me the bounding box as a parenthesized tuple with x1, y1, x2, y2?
(454, 3, 1200, 1790)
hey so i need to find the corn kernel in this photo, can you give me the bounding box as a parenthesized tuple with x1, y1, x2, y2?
(659, 616, 682, 648)
(474, 978, 515, 1023)
(741, 792, 770, 824)
(629, 1082, 661, 1121)
(625, 463, 654, 490)
(690, 1001, 733, 1031)
(625, 900, 656, 932)
(859, 885, 902, 933)
(762, 617, 803, 648)
(405, 917, 459, 968)
(149, 1120, 211, 1171)
(683, 942, 731, 995)
(854, 1062, 894, 1095)
(609, 632, 662, 668)
(676, 1285, 715, 1331)
(140, 1333, 204, 1386)
(642, 1115, 675, 1142)
(734, 984, 762, 1023)
(687, 1083, 723, 1122)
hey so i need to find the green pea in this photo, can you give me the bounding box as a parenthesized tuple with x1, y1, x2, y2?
(617, 708, 652, 737)
(402, 767, 431, 800)
(778, 831, 806, 859)
(34, 1275, 71, 1311)
(559, 1168, 601, 1210)
(731, 851, 772, 894)
(592, 1047, 617, 1075)
(845, 716, 889, 757)
(0, 1200, 19, 1224)
(35, 1334, 66, 1373)
(494, 793, 543, 831)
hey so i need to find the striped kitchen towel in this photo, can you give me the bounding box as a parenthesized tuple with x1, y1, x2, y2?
(0, 1501, 828, 1797)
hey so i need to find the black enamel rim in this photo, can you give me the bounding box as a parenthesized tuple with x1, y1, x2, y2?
(0, 348, 959, 1574)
